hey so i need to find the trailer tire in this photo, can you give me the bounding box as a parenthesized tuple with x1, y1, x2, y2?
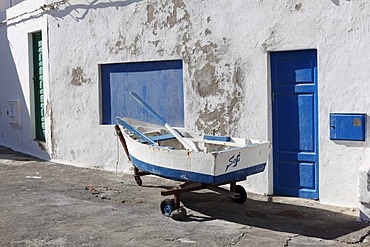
(134, 176, 142, 186)
(232, 185, 247, 204)
(160, 199, 179, 217)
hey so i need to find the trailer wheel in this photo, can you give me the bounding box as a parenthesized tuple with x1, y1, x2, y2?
(232, 185, 247, 204)
(160, 199, 178, 217)
(134, 176, 142, 186)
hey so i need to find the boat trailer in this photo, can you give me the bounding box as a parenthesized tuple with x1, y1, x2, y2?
(114, 125, 248, 220)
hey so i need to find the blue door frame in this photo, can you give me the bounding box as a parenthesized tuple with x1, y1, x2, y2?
(271, 49, 319, 199)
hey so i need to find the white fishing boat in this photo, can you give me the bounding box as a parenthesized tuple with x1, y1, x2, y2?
(116, 116, 271, 186)
(114, 92, 271, 219)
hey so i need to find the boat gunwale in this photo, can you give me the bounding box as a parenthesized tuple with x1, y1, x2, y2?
(120, 127, 269, 155)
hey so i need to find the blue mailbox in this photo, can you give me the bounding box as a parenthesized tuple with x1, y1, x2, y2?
(330, 113, 367, 141)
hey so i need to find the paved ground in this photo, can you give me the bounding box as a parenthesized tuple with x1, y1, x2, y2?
(1, 145, 370, 247)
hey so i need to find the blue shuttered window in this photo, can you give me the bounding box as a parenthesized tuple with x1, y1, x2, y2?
(101, 60, 184, 127)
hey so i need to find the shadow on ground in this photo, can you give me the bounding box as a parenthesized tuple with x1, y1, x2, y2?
(0, 146, 42, 162)
(180, 191, 368, 240)
(2, 145, 368, 243)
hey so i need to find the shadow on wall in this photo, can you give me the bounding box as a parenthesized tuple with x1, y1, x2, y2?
(0, 13, 20, 141)
(0, 11, 23, 144)
(331, 0, 340, 6)
(6, 0, 143, 26)
(0, 11, 50, 159)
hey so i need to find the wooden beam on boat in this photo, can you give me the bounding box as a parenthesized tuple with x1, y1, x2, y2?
(130, 92, 199, 152)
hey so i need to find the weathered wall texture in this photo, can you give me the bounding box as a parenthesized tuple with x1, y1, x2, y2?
(1, 0, 370, 209)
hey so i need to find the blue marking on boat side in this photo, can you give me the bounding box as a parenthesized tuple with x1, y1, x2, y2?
(203, 135, 231, 142)
(130, 155, 266, 185)
(139, 133, 176, 143)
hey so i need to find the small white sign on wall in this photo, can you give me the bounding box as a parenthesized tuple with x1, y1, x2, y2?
(7, 99, 21, 126)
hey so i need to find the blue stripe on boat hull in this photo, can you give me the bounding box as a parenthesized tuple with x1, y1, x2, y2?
(130, 155, 266, 184)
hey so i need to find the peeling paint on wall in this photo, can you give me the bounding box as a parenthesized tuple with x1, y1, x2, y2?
(109, 33, 140, 56)
(145, 0, 190, 35)
(284, 0, 303, 11)
(232, 67, 243, 89)
(194, 60, 245, 135)
(183, 33, 244, 134)
(71, 67, 91, 86)
(194, 63, 218, 97)
(195, 90, 243, 136)
(261, 29, 279, 53)
(146, 4, 155, 24)
(196, 102, 225, 135)
(166, 0, 187, 28)
(110, 34, 126, 54)
(295, 3, 303, 11)
(45, 99, 51, 118)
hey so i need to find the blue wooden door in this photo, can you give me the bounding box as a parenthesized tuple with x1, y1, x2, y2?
(271, 50, 319, 199)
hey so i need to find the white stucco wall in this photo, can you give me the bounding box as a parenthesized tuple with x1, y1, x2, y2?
(0, 0, 50, 159)
(1, 0, 370, 208)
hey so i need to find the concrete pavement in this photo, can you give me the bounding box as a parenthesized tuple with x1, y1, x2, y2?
(0, 145, 369, 246)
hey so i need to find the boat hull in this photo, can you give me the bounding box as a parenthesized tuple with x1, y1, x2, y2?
(131, 155, 266, 184)
(123, 129, 271, 185)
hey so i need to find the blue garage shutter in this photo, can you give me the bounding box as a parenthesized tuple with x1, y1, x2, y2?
(101, 60, 184, 127)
